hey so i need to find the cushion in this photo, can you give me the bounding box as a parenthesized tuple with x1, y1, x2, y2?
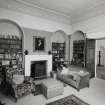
(72, 74, 80, 81)
(61, 67, 69, 75)
(13, 75, 24, 85)
(67, 75, 74, 80)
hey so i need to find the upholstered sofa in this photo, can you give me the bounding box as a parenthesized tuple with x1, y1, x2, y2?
(57, 68, 90, 91)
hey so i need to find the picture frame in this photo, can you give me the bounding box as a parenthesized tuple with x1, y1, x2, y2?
(33, 36, 45, 51)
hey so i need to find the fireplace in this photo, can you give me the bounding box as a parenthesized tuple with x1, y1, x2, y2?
(31, 60, 47, 79)
(25, 55, 52, 77)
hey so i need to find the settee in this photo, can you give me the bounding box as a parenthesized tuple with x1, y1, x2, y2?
(57, 68, 90, 91)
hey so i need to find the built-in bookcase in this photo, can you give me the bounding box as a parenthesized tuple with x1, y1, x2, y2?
(0, 34, 23, 69)
(52, 42, 65, 71)
(72, 40, 85, 66)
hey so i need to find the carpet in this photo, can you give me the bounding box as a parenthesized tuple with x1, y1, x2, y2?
(46, 94, 89, 105)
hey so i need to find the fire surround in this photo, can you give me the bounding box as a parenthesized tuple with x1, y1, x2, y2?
(25, 55, 52, 77)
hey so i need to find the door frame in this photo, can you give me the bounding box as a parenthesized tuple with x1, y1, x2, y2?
(86, 38, 96, 78)
(95, 37, 105, 78)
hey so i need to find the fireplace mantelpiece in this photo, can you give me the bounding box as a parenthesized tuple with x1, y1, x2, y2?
(25, 55, 52, 77)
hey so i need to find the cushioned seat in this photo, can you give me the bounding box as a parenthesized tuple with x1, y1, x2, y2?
(12, 75, 24, 85)
(57, 71, 90, 91)
(41, 79, 64, 99)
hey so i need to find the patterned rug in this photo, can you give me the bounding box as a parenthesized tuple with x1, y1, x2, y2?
(46, 95, 89, 105)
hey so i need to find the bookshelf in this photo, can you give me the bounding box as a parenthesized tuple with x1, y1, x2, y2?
(71, 40, 85, 66)
(0, 34, 23, 69)
(52, 42, 65, 71)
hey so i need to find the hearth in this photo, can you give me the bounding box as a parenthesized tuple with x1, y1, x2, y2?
(31, 60, 47, 79)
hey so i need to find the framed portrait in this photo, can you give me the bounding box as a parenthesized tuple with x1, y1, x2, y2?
(33, 36, 45, 51)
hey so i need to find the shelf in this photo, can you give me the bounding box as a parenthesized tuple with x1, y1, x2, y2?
(52, 42, 65, 71)
(72, 40, 85, 66)
(0, 35, 23, 67)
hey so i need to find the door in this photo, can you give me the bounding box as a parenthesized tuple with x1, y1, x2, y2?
(86, 39, 95, 78)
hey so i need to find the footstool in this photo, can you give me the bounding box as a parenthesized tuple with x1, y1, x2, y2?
(41, 79, 64, 99)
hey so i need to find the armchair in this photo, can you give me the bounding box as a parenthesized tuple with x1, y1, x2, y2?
(5, 68, 35, 102)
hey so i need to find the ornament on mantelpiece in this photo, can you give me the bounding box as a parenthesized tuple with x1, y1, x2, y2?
(48, 50, 52, 55)
(24, 50, 29, 55)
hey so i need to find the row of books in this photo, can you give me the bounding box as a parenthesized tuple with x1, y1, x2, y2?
(0, 39, 22, 44)
(0, 44, 21, 49)
(0, 34, 21, 39)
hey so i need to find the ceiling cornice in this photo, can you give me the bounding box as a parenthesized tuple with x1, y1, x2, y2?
(14, 0, 105, 25)
(0, 0, 71, 25)
(1, 0, 105, 26)
(15, 0, 70, 18)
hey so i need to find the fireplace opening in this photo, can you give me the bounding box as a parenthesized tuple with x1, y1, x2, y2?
(31, 60, 47, 79)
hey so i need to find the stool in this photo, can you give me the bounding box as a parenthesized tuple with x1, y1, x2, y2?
(41, 79, 64, 99)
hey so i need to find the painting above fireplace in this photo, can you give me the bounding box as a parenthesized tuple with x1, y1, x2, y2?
(33, 36, 45, 51)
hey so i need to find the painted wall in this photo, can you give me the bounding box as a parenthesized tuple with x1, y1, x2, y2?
(72, 13, 105, 38)
(71, 13, 105, 76)
(70, 32, 85, 61)
(0, 21, 21, 37)
(71, 14, 105, 77)
(23, 27, 52, 55)
(0, 8, 71, 34)
(51, 31, 69, 60)
(0, 7, 71, 63)
(0, 21, 69, 70)
(23, 27, 69, 60)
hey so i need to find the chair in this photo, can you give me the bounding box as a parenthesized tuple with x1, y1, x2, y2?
(5, 68, 35, 102)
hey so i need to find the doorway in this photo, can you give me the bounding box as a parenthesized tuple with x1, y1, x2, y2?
(96, 39, 105, 80)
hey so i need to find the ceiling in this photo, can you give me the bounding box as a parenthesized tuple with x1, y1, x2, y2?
(19, 0, 105, 23)
(21, 0, 105, 15)
(1, 0, 105, 24)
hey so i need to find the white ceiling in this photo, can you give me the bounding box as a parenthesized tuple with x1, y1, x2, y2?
(21, 0, 105, 15)
(20, 0, 105, 22)
(1, 0, 105, 24)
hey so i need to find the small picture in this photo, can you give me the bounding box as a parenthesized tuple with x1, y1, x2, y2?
(33, 36, 45, 51)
